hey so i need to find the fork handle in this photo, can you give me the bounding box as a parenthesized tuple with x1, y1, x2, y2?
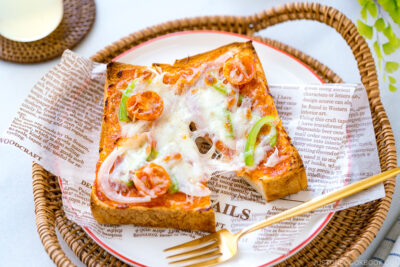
(236, 167, 400, 238)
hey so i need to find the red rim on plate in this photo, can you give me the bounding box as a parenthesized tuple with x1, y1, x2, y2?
(61, 30, 333, 267)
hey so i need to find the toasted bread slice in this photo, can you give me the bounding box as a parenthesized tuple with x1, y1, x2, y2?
(91, 41, 306, 232)
(91, 62, 215, 232)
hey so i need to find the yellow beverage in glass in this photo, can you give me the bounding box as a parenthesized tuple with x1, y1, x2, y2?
(0, 0, 63, 42)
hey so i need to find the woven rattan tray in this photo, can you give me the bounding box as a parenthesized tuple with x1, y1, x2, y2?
(32, 3, 397, 266)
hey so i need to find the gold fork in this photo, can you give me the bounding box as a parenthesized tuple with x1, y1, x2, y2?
(164, 167, 400, 266)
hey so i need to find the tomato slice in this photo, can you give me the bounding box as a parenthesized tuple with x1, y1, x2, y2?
(134, 163, 171, 197)
(126, 91, 163, 121)
(223, 55, 256, 85)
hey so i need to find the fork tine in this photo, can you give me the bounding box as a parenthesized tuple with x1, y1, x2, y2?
(164, 234, 217, 252)
(166, 242, 219, 259)
(169, 250, 221, 265)
(183, 257, 222, 267)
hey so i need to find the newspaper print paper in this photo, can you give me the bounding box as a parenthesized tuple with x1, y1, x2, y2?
(1, 51, 384, 255)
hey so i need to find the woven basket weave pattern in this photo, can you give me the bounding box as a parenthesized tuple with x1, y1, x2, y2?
(32, 3, 396, 266)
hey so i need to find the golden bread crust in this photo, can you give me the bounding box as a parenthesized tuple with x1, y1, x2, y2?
(91, 41, 307, 232)
(90, 189, 216, 232)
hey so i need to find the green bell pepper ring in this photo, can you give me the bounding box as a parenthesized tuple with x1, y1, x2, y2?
(211, 78, 244, 107)
(124, 180, 134, 187)
(212, 82, 228, 95)
(168, 175, 179, 194)
(238, 94, 244, 105)
(146, 147, 158, 161)
(118, 79, 138, 122)
(244, 116, 278, 166)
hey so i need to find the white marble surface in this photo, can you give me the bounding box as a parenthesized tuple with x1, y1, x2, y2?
(0, 0, 398, 266)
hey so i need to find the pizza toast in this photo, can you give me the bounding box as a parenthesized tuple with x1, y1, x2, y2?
(91, 41, 307, 232)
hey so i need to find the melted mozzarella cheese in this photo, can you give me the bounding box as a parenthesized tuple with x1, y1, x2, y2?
(120, 120, 150, 138)
(228, 98, 262, 167)
(98, 145, 151, 203)
(264, 148, 280, 167)
(109, 144, 148, 184)
(151, 93, 211, 197)
(190, 86, 235, 148)
(116, 73, 211, 197)
(253, 133, 273, 167)
(105, 62, 282, 200)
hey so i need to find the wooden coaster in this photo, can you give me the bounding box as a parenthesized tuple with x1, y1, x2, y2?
(0, 0, 95, 63)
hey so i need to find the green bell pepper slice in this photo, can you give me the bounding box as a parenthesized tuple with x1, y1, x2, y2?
(212, 82, 244, 102)
(168, 175, 179, 194)
(238, 94, 244, 105)
(212, 82, 228, 95)
(210, 78, 244, 107)
(146, 147, 158, 161)
(124, 180, 134, 187)
(118, 79, 138, 122)
(244, 116, 277, 166)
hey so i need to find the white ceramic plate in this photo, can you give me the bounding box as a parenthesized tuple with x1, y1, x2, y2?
(84, 31, 333, 267)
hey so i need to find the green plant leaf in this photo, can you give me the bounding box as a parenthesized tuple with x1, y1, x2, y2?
(374, 18, 386, 31)
(383, 41, 400, 54)
(389, 76, 397, 83)
(385, 61, 399, 73)
(358, 0, 369, 5)
(393, 8, 400, 26)
(377, 0, 400, 27)
(383, 25, 397, 42)
(389, 84, 397, 92)
(361, 6, 368, 20)
(377, 0, 396, 11)
(391, 8, 400, 27)
(373, 41, 383, 59)
(357, 20, 373, 39)
(382, 35, 400, 55)
(367, 2, 378, 17)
